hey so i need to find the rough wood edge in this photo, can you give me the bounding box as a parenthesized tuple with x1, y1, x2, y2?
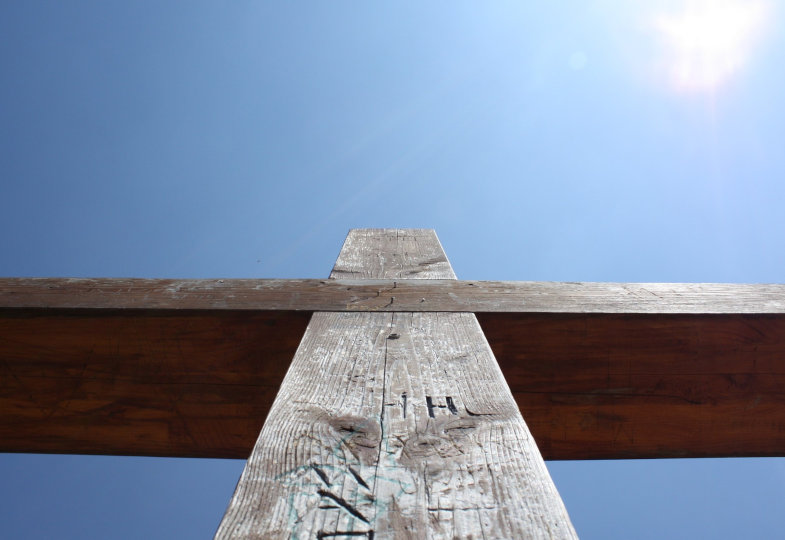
(3, 278, 784, 313)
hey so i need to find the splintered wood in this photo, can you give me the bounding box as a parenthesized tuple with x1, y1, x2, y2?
(216, 229, 576, 539)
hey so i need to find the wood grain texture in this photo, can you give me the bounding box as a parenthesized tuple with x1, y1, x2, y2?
(216, 229, 576, 539)
(3, 231, 785, 461)
(479, 312, 785, 460)
(0, 309, 309, 458)
(4, 278, 784, 313)
(3, 314, 785, 460)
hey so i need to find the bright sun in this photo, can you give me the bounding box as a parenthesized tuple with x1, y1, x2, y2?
(653, 0, 770, 92)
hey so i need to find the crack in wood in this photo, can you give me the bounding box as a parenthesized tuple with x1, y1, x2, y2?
(317, 489, 370, 524)
(311, 464, 331, 486)
(316, 531, 374, 539)
(347, 464, 370, 490)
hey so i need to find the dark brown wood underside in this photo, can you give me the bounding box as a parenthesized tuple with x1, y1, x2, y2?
(2, 308, 784, 460)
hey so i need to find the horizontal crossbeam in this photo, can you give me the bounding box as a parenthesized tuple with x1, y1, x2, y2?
(2, 279, 785, 460)
(3, 277, 784, 313)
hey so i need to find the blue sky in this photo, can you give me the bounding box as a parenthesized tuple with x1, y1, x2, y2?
(2, 2, 785, 538)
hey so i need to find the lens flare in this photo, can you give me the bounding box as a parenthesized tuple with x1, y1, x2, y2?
(653, 0, 770, 92)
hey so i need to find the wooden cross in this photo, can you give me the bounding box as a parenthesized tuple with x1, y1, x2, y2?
(2, 228, 784, 538)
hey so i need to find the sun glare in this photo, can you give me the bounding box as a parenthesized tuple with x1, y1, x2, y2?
(653, 0, 770, 93)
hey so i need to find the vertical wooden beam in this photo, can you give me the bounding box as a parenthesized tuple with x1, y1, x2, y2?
(216, 229, 576, 539)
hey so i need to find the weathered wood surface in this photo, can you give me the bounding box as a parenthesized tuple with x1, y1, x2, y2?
(4, 277, 784, 313)
(216, 229, 576, 539)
